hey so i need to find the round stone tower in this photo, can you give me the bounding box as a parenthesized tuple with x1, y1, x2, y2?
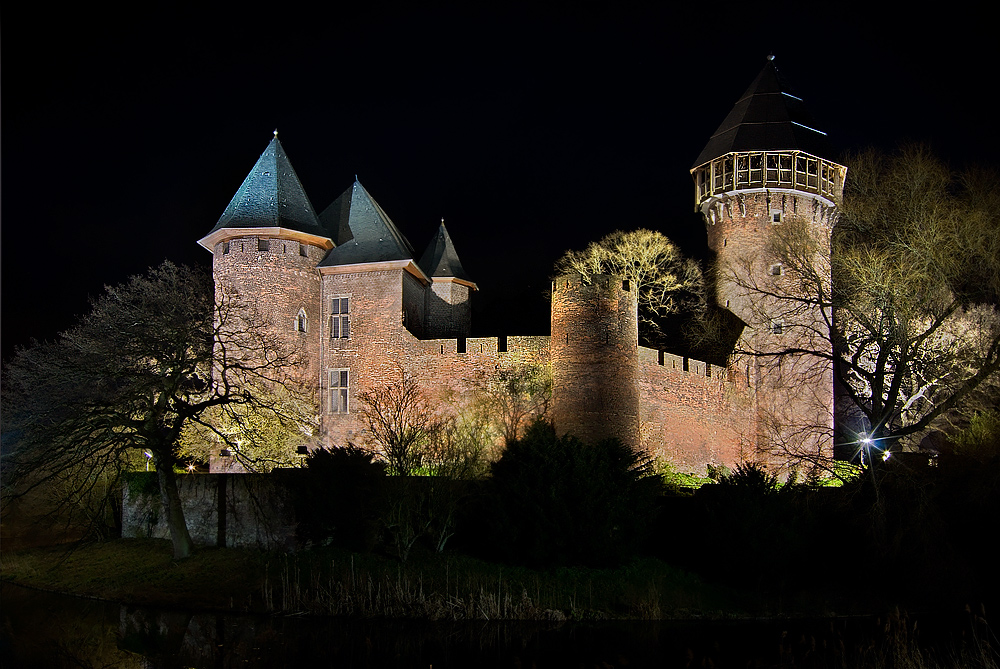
(198, 133, 333, 389)
(550, 273, 640, 448)
(689, 56, 846, 467)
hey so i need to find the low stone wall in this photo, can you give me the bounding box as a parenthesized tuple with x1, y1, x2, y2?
(122, 472, 297, 549)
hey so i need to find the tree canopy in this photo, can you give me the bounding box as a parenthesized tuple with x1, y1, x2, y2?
(2, 262, 314, 558)
(721, 146, 1000, 457)
(554, 229, 704, 347)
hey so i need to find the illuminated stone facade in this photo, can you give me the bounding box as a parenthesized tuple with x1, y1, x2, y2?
(198, 59, 840, 474)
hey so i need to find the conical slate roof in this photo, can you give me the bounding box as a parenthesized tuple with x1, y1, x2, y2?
(317, 181, 417, 267)
(692, 57, 834, 168)
(204, 135, 327, 238)
(418, 222, 473, 283)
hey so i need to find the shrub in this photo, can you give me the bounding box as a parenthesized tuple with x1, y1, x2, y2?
(486, 420, 662, 567)
(292, 446, 387, 550)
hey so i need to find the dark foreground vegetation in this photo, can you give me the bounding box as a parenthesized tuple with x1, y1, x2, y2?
(5, 419, 1000, 622)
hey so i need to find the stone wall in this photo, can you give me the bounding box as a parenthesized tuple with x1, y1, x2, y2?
(122, 473, 297, 549)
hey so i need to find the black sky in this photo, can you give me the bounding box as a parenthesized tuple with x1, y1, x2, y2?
(2, 2, 996, 361)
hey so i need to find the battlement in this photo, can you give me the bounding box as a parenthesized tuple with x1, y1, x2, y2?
(412, 334, 551, 357)
(551, 272, 634, 298)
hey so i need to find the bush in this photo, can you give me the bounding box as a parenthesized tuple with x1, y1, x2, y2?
(486, 420, 662, 567)
(292, 446, 387, 550)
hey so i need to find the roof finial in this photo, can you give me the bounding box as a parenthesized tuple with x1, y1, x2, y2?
(273, 128, 279, 138)
(441, 217, 445, 224)
(766, 53, 775, 62)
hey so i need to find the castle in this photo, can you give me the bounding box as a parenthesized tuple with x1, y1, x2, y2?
(198, 58, 844, 475)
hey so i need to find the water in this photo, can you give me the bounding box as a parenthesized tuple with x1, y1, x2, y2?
(2, 582, 993, 667)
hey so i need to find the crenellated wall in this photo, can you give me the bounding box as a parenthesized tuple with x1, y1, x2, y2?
(637, 348, 757, 473)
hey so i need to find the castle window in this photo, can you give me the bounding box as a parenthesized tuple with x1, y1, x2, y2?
(330, 369, 349, 413)
(771, 320, 784, 335)
(258, 238, 270, 252)
(299, 243, 308, 257)
(770, 264, 783, 276)
(330, 297, 350, 338)
(296, 308, 307, 333)
(222, 241, 230, 255)
(771, 210, 783, 224)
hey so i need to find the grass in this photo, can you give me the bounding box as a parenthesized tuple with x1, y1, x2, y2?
(2, 539, 768, 620)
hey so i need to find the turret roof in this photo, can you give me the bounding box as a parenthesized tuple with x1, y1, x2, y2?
(418, 221, 473, 283)
(692, 57, 834, 168)
(204, 134, 327, 239)
(317, 181, 417, 267)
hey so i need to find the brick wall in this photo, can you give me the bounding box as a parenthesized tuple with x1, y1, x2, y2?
(704, 190, 836, 468)
(425, 280, 471, 339)
(213, 236, 322, 389)
(638, 347, 756, 473)
(550, 273, 640, 448)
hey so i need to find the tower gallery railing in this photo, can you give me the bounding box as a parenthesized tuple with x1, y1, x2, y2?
(693, 151, 844, 205)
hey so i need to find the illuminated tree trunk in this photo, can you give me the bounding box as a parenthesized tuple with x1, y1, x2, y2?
(155, 455, 194, 559)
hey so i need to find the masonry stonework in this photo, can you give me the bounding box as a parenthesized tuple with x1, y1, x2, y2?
(551, 274, 640, 448)
(196, 59, 844, 477)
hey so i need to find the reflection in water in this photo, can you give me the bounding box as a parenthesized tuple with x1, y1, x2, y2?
(3, 583, 994, 668)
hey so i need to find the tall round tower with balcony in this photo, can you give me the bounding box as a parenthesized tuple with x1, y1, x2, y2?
(690, 56, 846, 469)
(551, 273, 640, 448)
(198, 132, 332, 390)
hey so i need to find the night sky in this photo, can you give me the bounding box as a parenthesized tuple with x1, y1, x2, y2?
(3, 2, 995, 361)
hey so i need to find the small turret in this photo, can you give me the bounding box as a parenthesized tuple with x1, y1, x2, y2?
(418, 221, 476, 338)
(551, 273, 640, 448)
(198, 133, 327, 388)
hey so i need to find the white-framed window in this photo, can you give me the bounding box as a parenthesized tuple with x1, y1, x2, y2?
(330, 369, 349, 413)
(770, 263, 783, 276)
(771, 319, 784, 335)
(771, 210, 783, 224)
(330, 297, 350, 338)
(295, 308, 307, 333)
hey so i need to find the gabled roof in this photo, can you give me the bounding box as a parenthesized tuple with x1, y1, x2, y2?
(418, 221, 474, 285)
(692, 57, 834, 168)
(317, 181, 417, 267)
(203, 134, 327, 239)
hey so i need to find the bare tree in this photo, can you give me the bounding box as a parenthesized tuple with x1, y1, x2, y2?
(475, 363, 552, 445)
(356, 366, 438, 476)
(1, 262, 315, 558)
(715, 147, 1000, 462)
(555, 229, 704, 346)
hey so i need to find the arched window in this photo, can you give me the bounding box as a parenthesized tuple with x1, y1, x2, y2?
(296, 308, 307, 333)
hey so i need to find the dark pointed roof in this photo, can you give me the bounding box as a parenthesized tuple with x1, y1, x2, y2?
(203, 135, 327, 238)
(692, 57, 834, 168)
(418, 221, 473, 283)
(317, 181, 417, 267)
